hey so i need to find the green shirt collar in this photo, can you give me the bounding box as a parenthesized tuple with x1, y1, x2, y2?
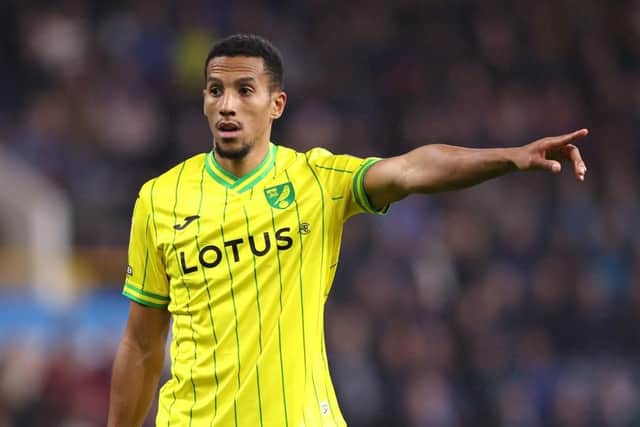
(205, 143, 277, 193)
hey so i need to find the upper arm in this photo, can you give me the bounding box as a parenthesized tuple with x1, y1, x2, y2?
(306, 148, 389, 220)
(121, 182, 171, 352)
(363, 155, 411, 210)
(122, 181, 171, 309)
(123, 301, 171, 354)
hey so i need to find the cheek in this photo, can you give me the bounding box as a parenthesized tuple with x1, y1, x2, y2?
(204, 99, 216, 115)
(246, 101, 272, 126)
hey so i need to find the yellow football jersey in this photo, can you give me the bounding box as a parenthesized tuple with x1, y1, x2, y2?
(123, 143, 387, 427)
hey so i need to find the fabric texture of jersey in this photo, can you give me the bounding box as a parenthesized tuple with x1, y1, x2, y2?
(123, 143, 387, 427)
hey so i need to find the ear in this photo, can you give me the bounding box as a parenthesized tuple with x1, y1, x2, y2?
(270, 91, 287, 120)
(202, 88, 207, 116)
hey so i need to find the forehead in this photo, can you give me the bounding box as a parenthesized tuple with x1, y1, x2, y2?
(205, 56, 267, 81)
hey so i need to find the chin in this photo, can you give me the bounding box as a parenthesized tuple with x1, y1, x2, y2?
(215, 140, 252, 160)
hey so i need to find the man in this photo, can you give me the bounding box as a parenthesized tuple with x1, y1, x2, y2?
(107, 34, 587, 427)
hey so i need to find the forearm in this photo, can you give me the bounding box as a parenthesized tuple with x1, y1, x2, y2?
(402, 144, 518, 194)
(107, 336, 165, 427)
(365, 129, 588, 209)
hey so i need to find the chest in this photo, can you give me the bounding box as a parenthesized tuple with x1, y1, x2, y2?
(156, 175, 322, 278)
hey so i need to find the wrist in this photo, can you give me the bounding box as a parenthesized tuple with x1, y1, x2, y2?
(501, 147, 523, 172)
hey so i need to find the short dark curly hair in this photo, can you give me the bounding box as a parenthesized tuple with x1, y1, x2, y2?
(203, 34, 284, 91)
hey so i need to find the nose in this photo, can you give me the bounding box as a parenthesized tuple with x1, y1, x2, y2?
(219, 92, 237, 117)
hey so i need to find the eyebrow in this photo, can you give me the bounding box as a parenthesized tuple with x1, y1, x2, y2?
(206, 76, 258, 86)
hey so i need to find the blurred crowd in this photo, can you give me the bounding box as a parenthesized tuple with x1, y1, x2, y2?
(1, 0, 640, 426)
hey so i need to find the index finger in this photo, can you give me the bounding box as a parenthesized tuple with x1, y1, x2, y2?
(544, 128, 589, 149)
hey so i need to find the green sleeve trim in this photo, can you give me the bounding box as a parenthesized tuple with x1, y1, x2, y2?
(124, 282, 170, 301)
(352, 158, 389, 215)
(122, 290, 169, 309)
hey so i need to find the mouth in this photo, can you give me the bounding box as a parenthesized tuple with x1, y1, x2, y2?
(216, 121, 242, 139)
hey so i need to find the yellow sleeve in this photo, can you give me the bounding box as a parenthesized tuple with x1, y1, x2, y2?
(306, 148, 389, 221)
(121, 180, 170, 309)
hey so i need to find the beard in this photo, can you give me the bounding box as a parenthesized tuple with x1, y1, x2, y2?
(214, 140, 252, 160)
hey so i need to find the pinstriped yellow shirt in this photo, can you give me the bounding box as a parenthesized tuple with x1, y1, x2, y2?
(123, 143, 386, 427)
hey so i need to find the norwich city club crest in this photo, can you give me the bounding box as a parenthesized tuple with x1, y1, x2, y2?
(264, 182, 295, 209)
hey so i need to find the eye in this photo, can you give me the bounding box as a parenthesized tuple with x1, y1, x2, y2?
(209, 86, 222, 96)
(239, 86, 254, 96)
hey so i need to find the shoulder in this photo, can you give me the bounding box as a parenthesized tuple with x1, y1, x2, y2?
(304, 147, 336, 164)
(138, 153, 208, 201)
(143, 153, 207, 190)
(303, 147, 368, 174)
(275, 145, 356, 176)
(274, 144, 336, 163)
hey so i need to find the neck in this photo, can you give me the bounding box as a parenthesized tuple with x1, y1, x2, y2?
(214, 140, 270, 178)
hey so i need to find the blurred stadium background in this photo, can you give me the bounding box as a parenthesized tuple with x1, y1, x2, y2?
(1, 0, 639, 426)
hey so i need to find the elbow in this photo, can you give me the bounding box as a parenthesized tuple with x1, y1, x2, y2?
(400, 145, 446, 194)
(403, 167, 440, 194)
